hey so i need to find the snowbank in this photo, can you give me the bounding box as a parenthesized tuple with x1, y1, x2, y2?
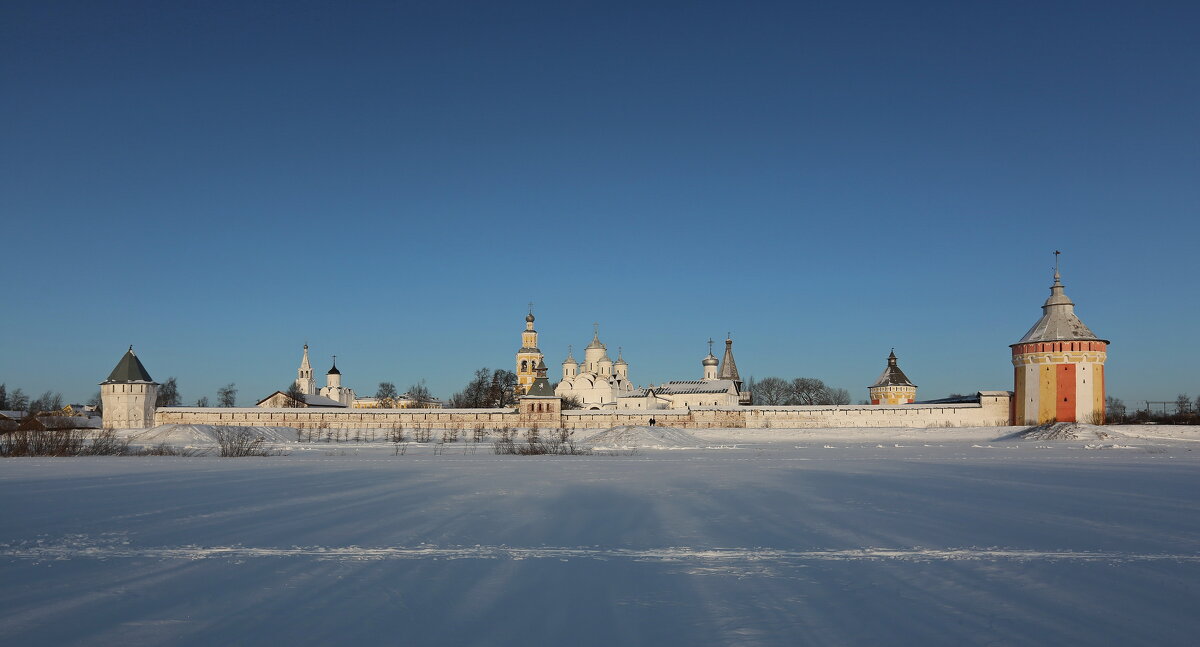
(120, 424, 299, 447)
(997, 422, 1125, 442)
(583, 425, 703, 449)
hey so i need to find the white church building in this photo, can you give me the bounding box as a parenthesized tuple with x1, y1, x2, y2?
(618, 336, 751, 409)
(554, 325, 636, 409)
(256, 344, 355, 408)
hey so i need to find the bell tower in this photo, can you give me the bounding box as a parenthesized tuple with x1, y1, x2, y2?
(515, 304, 544, 396)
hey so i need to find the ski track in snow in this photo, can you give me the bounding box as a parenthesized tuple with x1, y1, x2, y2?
(3, 538, 1197, 564)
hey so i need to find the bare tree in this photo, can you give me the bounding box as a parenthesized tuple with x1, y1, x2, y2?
(284, 382, 307, 407)
(450, 368, 492, 408)
(0, 384, 6, 410)
(487, 370, 517, 407)
(376, 381, 398, 407)
(789, 378, 828, 405)
(1105, 396, 1127, 422)
(1175, 394, 1192, 415)
(7, 388, 28, 412)
(405, 380, 432, 404)
(217, 384, 237, 407)
(752, 377, 791, 405)
(195, 396, 210, 407)
(824, 387, 851, 405)
(156, 377, 181, 407)
(29, 391, 64, 414)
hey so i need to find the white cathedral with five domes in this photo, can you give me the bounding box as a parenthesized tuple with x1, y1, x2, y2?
(554, 324, 636, 409)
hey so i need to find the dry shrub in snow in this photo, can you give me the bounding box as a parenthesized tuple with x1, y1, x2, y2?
(493, 427, 590, 455)
(1, 429, 131, 457)
(213, 427, 278, 457)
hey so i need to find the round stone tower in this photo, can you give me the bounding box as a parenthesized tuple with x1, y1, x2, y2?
(1010, 260, 1108, 425)
(868, 350, 916, 405)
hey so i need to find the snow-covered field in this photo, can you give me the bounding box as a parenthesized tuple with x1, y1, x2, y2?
(3, 424, 1200, 646)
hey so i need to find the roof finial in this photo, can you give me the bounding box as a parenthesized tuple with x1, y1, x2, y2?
(528, 301, 534, 314)
(331, 354, 336, 366)
(593, 322, 599, 335)
(1053, 250, 1062, 283)
(708, 338, 714, 354)
(128, 344, 133, 352)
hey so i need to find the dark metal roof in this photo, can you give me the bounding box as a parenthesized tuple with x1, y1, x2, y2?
(103, 347, 155, 383)
(870, 351, 915, 388)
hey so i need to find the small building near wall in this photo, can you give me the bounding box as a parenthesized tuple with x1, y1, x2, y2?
(519, 360, 561, 425)
(256, 392, 348, 408)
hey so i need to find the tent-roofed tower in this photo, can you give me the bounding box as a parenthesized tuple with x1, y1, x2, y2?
(718, 334, 741, 386)
(717, 334, 751, 404)
(515, 305, 544, 396)
(869, 350, 917, 405)
(100, 346, 159, 429)
(1010, 254, 1109, 424)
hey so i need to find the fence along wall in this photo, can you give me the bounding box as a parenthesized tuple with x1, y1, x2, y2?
(154, 392, 1012, 430)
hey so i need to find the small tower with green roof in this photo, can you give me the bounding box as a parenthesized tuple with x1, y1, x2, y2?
(100, 346, 159, 429)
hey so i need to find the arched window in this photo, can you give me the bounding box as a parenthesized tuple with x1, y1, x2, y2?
(521, 360, 528, 372)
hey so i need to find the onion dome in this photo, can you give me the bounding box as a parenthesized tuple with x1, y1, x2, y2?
(586, 325, 605, 350)
(526, 312, 535, 323)
(562, 345, 577, 365)
(327, 359, 341, 375)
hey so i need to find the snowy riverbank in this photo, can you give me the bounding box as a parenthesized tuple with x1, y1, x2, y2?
(3, 425, 1199, 645)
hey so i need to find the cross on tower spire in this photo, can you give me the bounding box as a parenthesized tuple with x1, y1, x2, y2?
(708, 338, 714, 354)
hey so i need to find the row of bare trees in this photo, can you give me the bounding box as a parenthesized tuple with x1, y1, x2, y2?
(0, 384, 66, 414)
(747, 376, 851, 405)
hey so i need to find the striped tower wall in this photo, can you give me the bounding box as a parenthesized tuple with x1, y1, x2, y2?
(869, 385, 917, 405)
(1011, 341, 1107, 425)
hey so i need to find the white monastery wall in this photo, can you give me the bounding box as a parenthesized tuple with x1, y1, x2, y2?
(154, 392, 1012, 430)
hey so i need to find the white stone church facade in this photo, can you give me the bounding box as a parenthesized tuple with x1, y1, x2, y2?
(553, 325, 636, 409)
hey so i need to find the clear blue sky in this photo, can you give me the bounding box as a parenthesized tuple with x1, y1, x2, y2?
(2, 1, 1197, 408)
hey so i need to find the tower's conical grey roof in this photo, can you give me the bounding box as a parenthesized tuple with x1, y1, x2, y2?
(104, 346, 155, 383)
(1013, 270, 1107, 345)
(718, 336, 740, 381)
(870, 350, 915, 388)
